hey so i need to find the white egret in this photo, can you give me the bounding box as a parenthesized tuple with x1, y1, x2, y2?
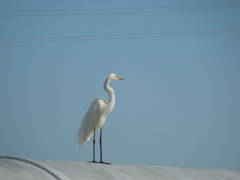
(78, 73, 125, 164)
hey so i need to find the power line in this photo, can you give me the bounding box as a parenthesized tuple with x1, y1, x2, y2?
(1, 3, 239, 12)
(0, 3, 240, 18)
(0, 28, 239, 44)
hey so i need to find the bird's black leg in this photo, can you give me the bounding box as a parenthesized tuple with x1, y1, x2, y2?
(99, 127, 103, 163)
(89, 128, 96, 163)
(99, 127, 111, 165)
(93, 128, 96, 162)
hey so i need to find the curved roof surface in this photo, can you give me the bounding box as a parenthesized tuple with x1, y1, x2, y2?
(0, 156, 240, 180)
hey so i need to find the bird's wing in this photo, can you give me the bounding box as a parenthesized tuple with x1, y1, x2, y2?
(78, 98, 106, 144)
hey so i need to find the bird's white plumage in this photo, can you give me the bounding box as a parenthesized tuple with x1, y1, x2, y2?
(78, 73, 124, 145)
(78, 98, 106, 143)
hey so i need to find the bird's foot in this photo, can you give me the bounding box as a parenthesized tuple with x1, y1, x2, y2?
(88, 160, 111, 165)
(99, 161, 112, 165)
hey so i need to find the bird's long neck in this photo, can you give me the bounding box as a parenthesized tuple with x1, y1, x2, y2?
(104, 77, 115, 109)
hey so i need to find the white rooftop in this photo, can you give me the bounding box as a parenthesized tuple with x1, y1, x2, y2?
(0, 156, 240, 180)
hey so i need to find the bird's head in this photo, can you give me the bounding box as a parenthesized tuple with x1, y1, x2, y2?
(109, 73, 125, 80)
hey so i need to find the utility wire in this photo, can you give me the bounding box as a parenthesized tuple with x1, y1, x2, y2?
(1, 3, 239, 12)
(0, 3, 240, 18)
(0, 28, 239, 44)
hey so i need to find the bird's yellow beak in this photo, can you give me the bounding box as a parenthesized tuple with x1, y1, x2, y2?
(117, 76, 125, 80)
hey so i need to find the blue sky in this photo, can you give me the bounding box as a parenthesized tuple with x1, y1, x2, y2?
(0, 0, 240, 170)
